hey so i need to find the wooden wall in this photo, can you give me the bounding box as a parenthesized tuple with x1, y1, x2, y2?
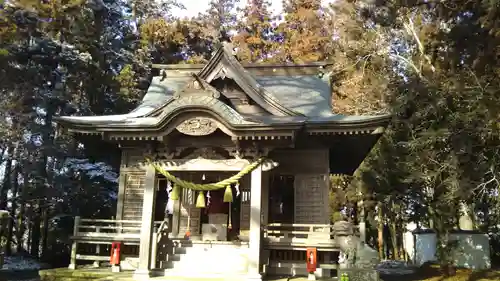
(270, 149, 331, 224)
(117, 148, 148, 221)
(120, 171, 146, 221)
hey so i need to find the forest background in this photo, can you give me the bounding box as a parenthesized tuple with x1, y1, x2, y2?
(1, 0, 500, 269)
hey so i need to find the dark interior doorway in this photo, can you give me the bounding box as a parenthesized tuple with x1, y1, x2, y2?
(154, 176, 170, 222)
(268, 174, 295, 223)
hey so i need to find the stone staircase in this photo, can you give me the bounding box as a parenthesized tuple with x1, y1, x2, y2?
(157, 239, 250, 277)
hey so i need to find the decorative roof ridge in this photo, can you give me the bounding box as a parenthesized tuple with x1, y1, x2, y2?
(144, 73, 222, 118)
(221, 50, 305, 117)
(197, 46, 305, 117)
(174, 73, 222, 98)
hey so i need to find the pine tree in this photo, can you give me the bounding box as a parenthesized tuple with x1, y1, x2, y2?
(204, 0, 240, 44)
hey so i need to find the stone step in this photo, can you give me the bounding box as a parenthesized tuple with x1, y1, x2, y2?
(160, 245, 249, 273)
(166, 254, 248, 267)
(162, 260, 248, 273)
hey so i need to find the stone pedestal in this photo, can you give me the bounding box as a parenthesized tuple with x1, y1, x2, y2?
(337, 268, 380, 281)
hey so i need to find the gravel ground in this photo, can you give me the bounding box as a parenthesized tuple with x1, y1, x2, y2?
(1, 256, 45, 281)
(376, 260, 418, 276)
(1, 258, 417, 281)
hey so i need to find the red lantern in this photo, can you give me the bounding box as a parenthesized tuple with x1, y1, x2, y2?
(110, 242, 121, 265)
(306, 248, 317, 274)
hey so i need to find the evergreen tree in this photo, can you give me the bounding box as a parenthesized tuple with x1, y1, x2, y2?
(232, 0, 277, 62)
(357, 0, 500, 269)
(204, 0, 240, 44)
(277, 0, 329, 62)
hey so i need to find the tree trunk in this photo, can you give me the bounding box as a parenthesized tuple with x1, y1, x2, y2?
(377, 202, 384, 260)
(29, 206, 41, 257)
(0, 146, 13, 210)
(16, 169, 28, 253)
(40, 208, 49, 260)
(6, 162, 19, 255)
(389, 203, 399, 260)
(6, 144, 21, 255)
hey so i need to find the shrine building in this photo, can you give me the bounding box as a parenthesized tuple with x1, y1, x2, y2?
(54, 45, 390, 280)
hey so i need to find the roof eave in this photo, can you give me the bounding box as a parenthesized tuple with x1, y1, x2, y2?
(55, 114, 391, 137)
(305, 114, 392, 127)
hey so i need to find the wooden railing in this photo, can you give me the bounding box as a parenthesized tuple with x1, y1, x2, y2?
(68, 217, 163, 270)
(151, 219, 170, 268)
(263, 223, 359, 250)
(264, 223, 332, 241)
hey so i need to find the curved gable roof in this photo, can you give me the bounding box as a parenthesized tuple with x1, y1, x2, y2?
(198, 45, 305, 117)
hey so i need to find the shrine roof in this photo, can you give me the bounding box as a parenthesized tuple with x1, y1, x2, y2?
(54, 45, 391, 135)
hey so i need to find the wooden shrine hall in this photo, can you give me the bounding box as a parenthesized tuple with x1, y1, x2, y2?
(54, 44, 390, 280)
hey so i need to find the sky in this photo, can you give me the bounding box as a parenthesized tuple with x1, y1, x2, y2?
(172, 0, 333, 18)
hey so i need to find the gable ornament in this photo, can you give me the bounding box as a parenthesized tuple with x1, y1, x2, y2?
(176, 117, 218, 136)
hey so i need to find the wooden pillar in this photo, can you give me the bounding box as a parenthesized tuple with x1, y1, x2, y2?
(247, 166, 262, 280)
(171, 199, 181, 238)
(68, 216, 80, 270)
(134, 166, 157, 277)
(260, 172, 270, 275)
(116, 173, 126, 220)
(261, 172, 269, 226)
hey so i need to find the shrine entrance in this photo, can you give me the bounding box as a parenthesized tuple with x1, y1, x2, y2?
(155, 171, 246, 242)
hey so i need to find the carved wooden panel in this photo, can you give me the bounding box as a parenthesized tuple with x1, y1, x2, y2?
(176, 117, 218, 136)
(294, 174, 329, 224)
(122, 148, 148, 168)
(122, 171, 146, 221)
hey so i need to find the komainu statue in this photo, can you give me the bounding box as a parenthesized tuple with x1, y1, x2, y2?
(333, 220, 379, 269)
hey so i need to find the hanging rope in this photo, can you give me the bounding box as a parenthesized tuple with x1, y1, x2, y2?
(145, 157, 265, 191)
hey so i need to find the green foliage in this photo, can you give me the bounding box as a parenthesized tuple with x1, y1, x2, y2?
(276, 0, 329, 62)
(232, 0, 277, 62)
(349, 0, 500, 265)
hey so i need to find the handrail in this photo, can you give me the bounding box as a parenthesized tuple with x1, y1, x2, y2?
(263, 223, 360, 243)
(80, 219, 143, 223)
(152, 219, 170, 269)
(267, 223, 332, 227)
(74, 217, 164, 236)
(68, 216, 165, 270)
(264, 223, 333, 241)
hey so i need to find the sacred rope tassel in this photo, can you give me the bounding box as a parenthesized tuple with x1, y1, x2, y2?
(223, 185, 233, 203)
(235, 183, 240, 197)
(196, 191, 206, 208)
(170, 184, 180, 200)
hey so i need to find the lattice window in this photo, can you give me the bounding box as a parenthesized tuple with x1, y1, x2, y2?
(294, 175, 328, 224)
